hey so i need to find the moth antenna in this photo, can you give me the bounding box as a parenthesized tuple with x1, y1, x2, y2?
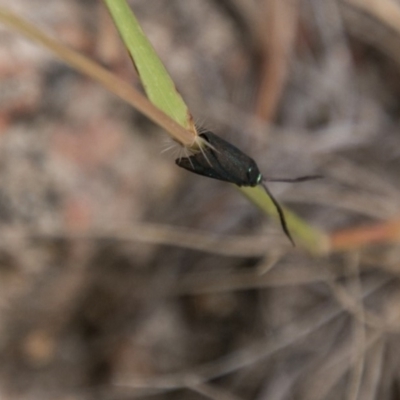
(261, 181, 295, 247)
(263, 175, 323, 183)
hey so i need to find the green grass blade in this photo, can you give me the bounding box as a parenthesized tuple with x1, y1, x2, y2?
(103, 0, 195, 132)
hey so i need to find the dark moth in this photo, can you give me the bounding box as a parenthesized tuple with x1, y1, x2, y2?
(176, 131, 320, 246)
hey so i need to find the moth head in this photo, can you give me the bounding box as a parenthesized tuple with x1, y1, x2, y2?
(247, 164, 262, 186)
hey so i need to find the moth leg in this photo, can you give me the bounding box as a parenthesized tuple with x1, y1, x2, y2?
(261, 182, 295, 246)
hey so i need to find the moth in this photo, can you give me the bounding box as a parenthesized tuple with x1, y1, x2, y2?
(176, 130, 320, 245)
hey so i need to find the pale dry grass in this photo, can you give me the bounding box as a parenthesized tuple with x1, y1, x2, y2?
(0, 0, 400, 399)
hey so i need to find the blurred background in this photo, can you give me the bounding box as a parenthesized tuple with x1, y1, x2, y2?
(1, 0, 400, 399)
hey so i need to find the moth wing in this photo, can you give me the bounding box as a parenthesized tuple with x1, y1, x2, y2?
(200, 131, 261, 186)
(176, 151, 235, 183)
